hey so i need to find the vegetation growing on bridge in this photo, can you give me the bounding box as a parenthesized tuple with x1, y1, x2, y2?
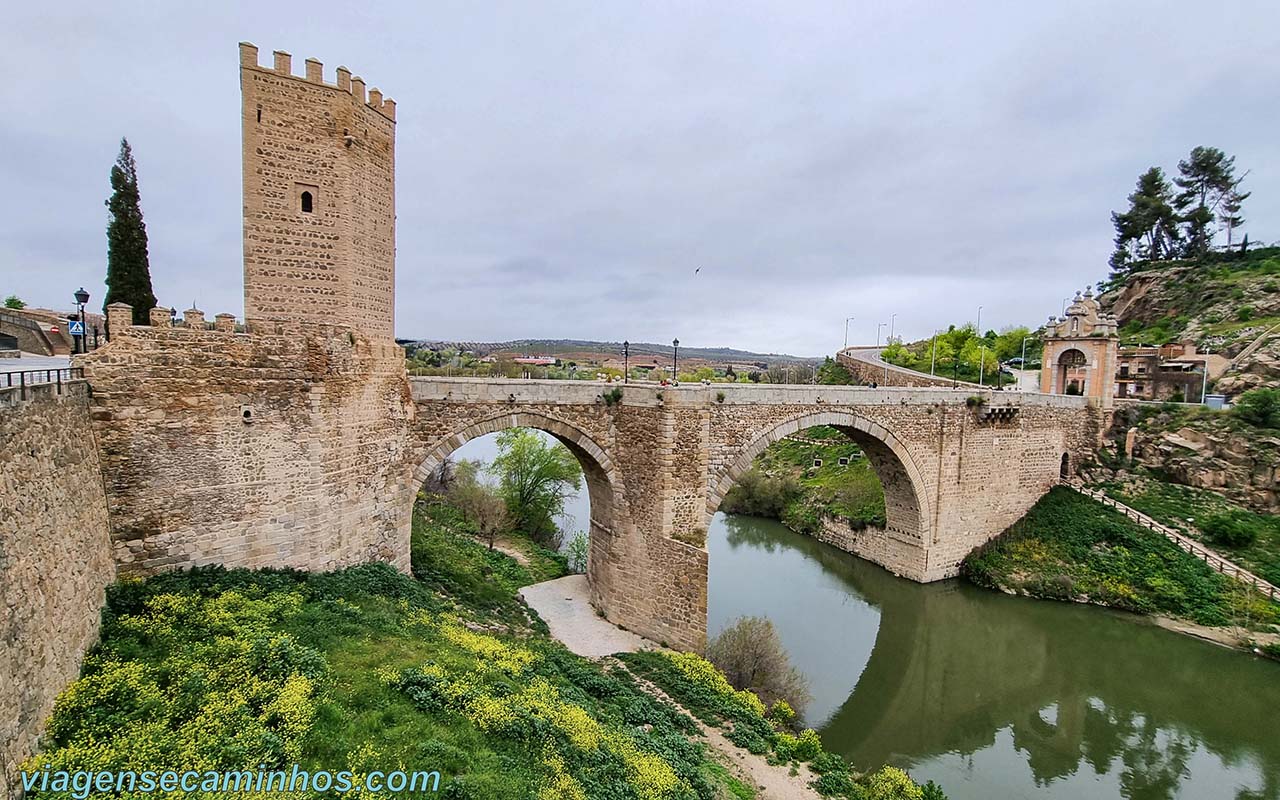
(962, 487, 1280, 630)
(720, 426, 887, 532)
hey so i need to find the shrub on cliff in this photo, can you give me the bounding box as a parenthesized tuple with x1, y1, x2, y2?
(1233, 388, 1280, 429)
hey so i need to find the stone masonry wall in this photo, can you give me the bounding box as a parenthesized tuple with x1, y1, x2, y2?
(81, 319, 414, 576)
(838, 348, 983, 389)
(1, 382, 114, 794)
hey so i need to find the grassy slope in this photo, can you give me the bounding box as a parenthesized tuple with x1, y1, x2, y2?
(1097, 478, 1280, 587)
(721, 426, 886, 530)
(962, 487, 1280, 630)
(23, 494, 945, 799)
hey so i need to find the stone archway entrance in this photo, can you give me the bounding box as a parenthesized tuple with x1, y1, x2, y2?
(1056, 348, 1088, 395)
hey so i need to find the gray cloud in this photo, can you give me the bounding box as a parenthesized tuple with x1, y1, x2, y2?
(3, 1, 1278, 355)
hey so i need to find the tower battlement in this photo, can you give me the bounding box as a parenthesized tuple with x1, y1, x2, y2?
(238, 43, 397, 120)
(240, 42, 397, 339)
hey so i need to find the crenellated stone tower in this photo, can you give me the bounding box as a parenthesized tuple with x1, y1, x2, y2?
(239, 42, 397, 339)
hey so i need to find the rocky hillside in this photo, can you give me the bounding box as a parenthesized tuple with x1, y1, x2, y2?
(1100, 246, 1280, 396)
(1091, 403, 1280, 513)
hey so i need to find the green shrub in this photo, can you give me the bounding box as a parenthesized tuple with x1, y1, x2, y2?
(721, 469, 803, 518)
(1233, 388, 1280, 428)
(708, 617, 811, 720)
(1237, 305, 1255, 321)
(1200, 511, 1262, 548)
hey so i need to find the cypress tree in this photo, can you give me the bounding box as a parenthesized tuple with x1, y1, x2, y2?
(104, 138, 157, 325)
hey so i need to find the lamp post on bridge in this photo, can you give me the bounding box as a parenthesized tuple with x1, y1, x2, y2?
(1020, 336, 1032, 391)
(843, 316, 854, 349)
(73, 287, 89, 354)
(623, 340, 629, 384)
(672, 338, 679, 382)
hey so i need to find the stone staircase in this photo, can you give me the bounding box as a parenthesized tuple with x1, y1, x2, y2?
(1066, 482, 1279, 601)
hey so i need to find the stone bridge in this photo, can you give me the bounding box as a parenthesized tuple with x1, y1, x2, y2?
(409, 377, 1102, 649)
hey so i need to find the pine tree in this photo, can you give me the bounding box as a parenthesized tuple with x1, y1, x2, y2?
(1109, 167, 1180, 274)
(1173, 146, 1239, 257)
(1219, 180, 1250, 247)
(104, 138, 157, 325)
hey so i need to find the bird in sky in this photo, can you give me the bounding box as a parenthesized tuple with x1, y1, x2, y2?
(694, 267, 700, 274)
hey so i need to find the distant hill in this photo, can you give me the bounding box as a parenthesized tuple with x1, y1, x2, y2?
(398, 338, 824, 366)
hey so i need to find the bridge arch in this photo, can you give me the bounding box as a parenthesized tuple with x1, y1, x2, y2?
(708, 411, 934, 546)
(411, 411, 626, 601)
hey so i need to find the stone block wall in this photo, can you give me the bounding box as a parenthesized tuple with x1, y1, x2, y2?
(80, 319, 414, 576)
(0, 382, 114, 793)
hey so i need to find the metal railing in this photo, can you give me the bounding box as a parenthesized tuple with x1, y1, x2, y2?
(1068, 482, 1280, 601)
(1, 367, 86, 401)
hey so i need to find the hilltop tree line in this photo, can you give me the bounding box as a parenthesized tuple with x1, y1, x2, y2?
(1110, 146, 1251, 275)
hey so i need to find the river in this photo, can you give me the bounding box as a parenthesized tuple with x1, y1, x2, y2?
(452, 432, 1280, 800)
(709, 513, 1280, 800)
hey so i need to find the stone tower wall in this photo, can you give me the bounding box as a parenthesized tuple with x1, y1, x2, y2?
(240, 43, 396, 339)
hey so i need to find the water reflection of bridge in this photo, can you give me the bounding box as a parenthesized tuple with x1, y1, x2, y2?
(728, 519, 1280, 800)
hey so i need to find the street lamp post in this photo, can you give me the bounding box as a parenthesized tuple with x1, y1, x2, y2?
(843, 316, 854, 349)
(979, 345, 987, 385)
(876, 323, 886, 347)
(889, 313, 897, 342)
(975, 305, 983, 336)
(1020, 336, 1031, 391)
(623, 340, 629, 384)
(930, 330, 939, 375)
(73, 287, 89, 354)
(672, 338, 679, 381)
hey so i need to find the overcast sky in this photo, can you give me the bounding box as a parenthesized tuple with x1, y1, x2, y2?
(3, 2, 1278, 355)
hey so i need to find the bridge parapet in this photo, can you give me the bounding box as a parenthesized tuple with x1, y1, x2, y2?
(409, 376, 1093, 410)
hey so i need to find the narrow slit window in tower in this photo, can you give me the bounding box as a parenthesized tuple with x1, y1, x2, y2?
(300, 191, 313, 213)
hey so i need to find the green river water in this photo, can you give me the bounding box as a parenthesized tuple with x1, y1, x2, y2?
(707, 512, 1280, 800)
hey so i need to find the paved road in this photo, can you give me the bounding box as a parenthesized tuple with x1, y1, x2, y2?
(1, 353, 74, 386)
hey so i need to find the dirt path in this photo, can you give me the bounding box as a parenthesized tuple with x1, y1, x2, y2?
(608, 658, 820, 800)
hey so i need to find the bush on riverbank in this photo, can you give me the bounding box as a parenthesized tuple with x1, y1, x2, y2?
(619, 650, 946, 800)
(707, 616, 812, 722)
(962, 487, 1280, 628)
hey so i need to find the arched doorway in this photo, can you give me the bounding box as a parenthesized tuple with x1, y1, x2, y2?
(1059, 452, 1070, 481)
(1056, 349, 1087, 396)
